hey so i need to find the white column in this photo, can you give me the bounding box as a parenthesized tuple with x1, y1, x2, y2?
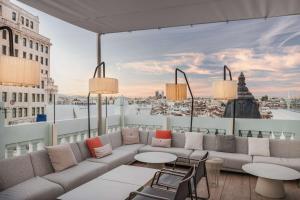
(60, 137, 67, 144)
(69, 135, 75, 143)
(76, 134, 82, 142)
(83, 133, 88, 140)
(15, 144, 21, 156)
(4, 148, 8, 159)
(28, 142, 33, 153)
(37, 142, 45, 150)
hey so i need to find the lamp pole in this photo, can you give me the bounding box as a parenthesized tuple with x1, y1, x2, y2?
(97, 33, 102, 136)
(87, 62, 106, 138)
(175, 68, 194, 132)
(223, 65, 236, 135)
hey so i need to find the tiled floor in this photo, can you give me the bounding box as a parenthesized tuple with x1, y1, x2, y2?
(133, 162, 300, 200)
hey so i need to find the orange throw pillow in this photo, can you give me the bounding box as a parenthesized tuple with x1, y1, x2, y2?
(156, 130, 172, 139)
(85, 137, 103, 158)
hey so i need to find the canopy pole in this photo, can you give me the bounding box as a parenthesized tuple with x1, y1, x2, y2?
(97, 33, 102, 136)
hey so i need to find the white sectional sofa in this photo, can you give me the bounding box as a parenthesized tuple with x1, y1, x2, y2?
(0, 131, 299, 200)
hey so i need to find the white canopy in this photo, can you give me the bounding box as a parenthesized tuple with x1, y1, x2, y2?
(19, 0, 300, 34)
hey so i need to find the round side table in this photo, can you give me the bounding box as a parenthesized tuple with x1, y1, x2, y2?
(206, 158, 224, 187)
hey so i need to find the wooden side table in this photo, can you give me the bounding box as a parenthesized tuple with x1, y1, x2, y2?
(206, 158, 224, 187)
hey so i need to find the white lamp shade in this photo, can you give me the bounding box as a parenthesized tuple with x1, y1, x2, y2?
(0, 55, 40, 86)
(166, 83, 187, 101)
(212, 80, 238, 100)
(89, 77, 119, 94)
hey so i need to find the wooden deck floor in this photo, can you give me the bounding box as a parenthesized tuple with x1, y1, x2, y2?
(197, 171, 299, 200)
(133, 162, 300, 200)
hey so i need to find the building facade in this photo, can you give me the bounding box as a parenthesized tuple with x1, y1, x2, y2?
(0, 0, 57, 125)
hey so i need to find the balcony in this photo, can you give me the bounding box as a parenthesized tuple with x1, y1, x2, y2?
(0, 112, 299, 160)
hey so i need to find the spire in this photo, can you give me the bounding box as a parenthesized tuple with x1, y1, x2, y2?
(237, 72, 254, 99)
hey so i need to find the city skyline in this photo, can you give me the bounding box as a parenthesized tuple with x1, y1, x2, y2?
(13, 0, 300, 98)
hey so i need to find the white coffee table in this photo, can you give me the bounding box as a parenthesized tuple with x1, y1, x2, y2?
(135, 152, 177, 169)
(242, 163, 300, 198)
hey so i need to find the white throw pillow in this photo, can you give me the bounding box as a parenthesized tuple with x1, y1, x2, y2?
(248, 138, 270, 156)
(94, 144, 113, 158)
(184, 132, 203, 150)
(151, 137, 171, 148)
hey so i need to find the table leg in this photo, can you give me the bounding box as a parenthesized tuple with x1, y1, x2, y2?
(255, 177, 285, 198)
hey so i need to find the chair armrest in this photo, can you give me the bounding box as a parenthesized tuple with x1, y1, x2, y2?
(160, 168, 187, 175)
(129, 191, 170, 200)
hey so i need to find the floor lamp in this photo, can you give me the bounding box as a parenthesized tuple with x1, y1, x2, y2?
(87, 62, 118, 138)
(166, 68, 194, 132)
(0, 26, 40, 112)
(212, 65, 237, 134)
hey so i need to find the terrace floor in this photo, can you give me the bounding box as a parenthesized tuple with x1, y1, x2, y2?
(133, 162, 300, 200)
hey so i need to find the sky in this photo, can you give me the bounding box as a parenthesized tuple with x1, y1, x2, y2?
(12, 1, 300, 98)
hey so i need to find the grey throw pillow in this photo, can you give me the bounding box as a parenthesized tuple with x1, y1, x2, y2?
(216, 135, 236, 153)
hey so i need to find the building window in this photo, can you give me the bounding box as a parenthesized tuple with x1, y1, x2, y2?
(14, 49, 18, 57)
(23, 51, 26, 59)
(30, 21, 33, 29)
(12, 108, 16, 118)
(24, 108, 28, 117)
(32, 107, 35, 116)
(35, 55, 38, 61)
(29, 53, 33, 60)
(41, 94, 44, 102)
(41, 70, 43, 74)
(41, 107, 44, 114)
(12, 12, 16, 21)
(4, 109, 7, 119)
(32, 93, 35, 102)
(15, 34, 18, 43)
(18, 108, 22, 117)
(12, 93, 17, 102)
(41, 81, 44, 89)
(45, 46, 49, 54)
(24, 93, 28, 102)
(26, 19, 29, 27)
(21, 16, 24, 24)
(37, 94, 40, 102)
(35, 42, 39, 51)
(2, 30, 6, 39)
(2, 92, 7, 102)
(29, 40, 33, 48)
(18, 93, 22, 102)
(23, 38, 27, 46)
(45, 58, 48, 66)
(41, 57, 43, 64)
(37, 107, 40, 114)
(2, 45, 6, 55)
(45, 70, 48, 75)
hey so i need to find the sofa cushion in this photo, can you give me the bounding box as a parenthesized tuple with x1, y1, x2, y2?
(87, 150, 135, 170)
(185, 132, 203, 150)
(216, 135, 235, 153)
(189, 150, 209, 161)
(139, 131, 149, 145)
(69, 143, 83, 162)
(253, 156, 300, 171)
(30, 150, 54, 177)
(209, 151, 252, 170)
(248, 138, 270, 157)
(156, 130, 172, 139)
(235, 137, 248, 154)
(147, 131, 155, 145)
(0, 177, 64, 200)
(43, 160, 108, 191)
(151, 137, 171, 148)
(108, 132, 122, 149)
(203, 135, 217, 151)
(85, 137, 103, 158)
(77, 141, 91, 160)
(122, 128, 140, 145)
(0, 154, 35, 191)
(171, 132, 185, 148)
(270, 139, 300, 158)
(114, 144, 145, 153)
(46, 144, 78, 172)
(95, 144, 113, 158)
(99, 134, 111, 145)
(138, 145, 193, 158)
